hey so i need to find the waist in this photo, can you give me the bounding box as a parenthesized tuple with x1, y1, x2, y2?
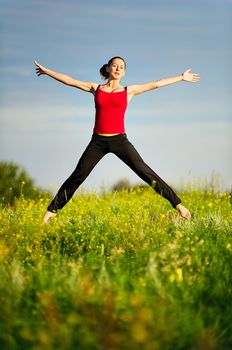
(97, 133, 120, 136)
(92, 133, 127, 141)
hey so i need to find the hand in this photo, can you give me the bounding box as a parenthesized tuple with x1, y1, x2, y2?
(34, 60, 47, 76)
(182, 68, 200, 83)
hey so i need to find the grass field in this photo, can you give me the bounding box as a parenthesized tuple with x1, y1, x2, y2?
(0, 187, 231, 350)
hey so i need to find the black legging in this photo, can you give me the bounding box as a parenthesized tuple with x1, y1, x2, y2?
(47, 134, 181, 212)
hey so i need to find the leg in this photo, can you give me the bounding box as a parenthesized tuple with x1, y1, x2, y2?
(112, 136, 186, 210)
(47, 137, 107, 213)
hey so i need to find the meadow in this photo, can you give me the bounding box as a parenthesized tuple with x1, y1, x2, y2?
(0, 186, 231, 350)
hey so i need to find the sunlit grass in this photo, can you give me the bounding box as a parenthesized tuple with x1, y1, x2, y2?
(0, 187, 231, 349)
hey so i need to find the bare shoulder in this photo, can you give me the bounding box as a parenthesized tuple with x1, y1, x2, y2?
(126, 85, 137, 94)
(126, 85, 138, 103)
(83, 81, 99, 94)
(91, 82, 100, 93)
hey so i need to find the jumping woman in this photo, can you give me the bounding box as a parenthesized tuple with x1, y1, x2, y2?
(35, 57, 200, 223)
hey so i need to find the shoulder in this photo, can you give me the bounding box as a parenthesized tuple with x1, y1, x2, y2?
(126, 85, 138, 98)
(90, 83, 100, 94)
(126, 85, 137, 94)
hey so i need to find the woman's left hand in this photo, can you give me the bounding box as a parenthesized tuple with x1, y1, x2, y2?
(182, 68, 200, 83)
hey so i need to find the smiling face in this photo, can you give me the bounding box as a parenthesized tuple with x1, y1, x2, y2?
(106, 58, 126, 80)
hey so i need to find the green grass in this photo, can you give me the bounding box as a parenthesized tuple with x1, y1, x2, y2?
(0, 187, 231, 350)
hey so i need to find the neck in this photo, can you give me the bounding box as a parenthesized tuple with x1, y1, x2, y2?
(106, 79, 121, 88)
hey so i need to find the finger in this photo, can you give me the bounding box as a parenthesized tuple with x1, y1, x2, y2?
(35, 69, 42, 76)
(35, 62, 42, 70)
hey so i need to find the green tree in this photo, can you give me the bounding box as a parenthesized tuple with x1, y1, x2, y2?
(0, 161, 49, 205)
(112, 178, 148, 192)
(112, 178, 131, 192)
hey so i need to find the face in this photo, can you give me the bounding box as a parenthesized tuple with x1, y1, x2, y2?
(107, 58, 125, 80)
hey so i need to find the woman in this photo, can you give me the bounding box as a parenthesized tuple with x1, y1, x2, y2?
(35, 57, 200, 223)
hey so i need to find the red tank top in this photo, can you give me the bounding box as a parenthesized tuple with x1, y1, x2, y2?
(93, 85, 128, 134)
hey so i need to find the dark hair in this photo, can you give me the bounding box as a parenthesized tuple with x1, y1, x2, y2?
(99, 56, 126, 79)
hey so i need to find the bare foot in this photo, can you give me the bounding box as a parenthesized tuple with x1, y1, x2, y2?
(176, 204, 191, 220)
(43, 211, 57, 223)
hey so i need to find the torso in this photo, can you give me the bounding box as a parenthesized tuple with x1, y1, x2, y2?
(93, 85, 128, 135)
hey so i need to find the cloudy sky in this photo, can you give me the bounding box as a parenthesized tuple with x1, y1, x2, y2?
(1, 0, 231, 193)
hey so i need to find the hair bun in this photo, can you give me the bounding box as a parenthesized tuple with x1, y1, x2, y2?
(99, 63, 109, 79)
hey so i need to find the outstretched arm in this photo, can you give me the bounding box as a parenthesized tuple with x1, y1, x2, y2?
(34, 61, 98, 93)
(127, 69, 200, 97)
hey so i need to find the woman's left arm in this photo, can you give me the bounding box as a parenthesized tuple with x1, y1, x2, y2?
(128, 68, 200, 97)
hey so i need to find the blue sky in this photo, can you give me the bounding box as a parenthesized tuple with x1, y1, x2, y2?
(1, 0, 231, 193)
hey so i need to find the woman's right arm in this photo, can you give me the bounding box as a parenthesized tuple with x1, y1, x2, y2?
(34, 61, 97, 93)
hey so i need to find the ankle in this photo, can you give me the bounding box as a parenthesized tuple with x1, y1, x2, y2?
(43, 210, 57, 223)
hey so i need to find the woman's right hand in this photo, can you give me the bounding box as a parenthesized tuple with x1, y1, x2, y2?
(34, 61, 47, 76)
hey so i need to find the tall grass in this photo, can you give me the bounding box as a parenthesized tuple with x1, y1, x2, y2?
(0, 187, 231, 350)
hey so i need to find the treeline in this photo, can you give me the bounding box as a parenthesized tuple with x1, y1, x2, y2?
(0, 161, 50, 206)
(0, 161, 228, 207)
(0, 161, 144, 207)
